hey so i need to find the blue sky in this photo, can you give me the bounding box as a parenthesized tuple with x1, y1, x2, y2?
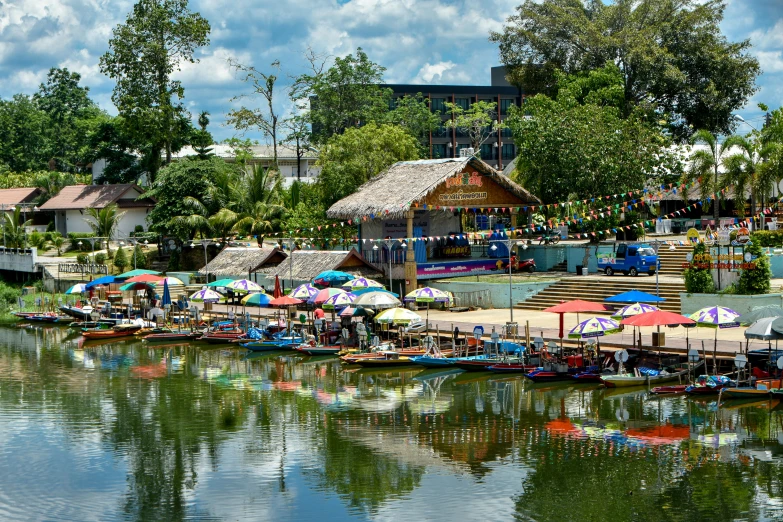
(0, 0, 780, 142)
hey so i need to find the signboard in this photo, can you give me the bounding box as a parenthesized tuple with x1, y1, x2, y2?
(417, 258, 506, 279)
(596, 247, 616, 265)
(718, 228, 731, 246)
(734, 227, 751, 245)
(58, 263, 108, 275)
(686, 228, 700, 243)
(382, 210, 430, 238)
(422, 167, 525, 209)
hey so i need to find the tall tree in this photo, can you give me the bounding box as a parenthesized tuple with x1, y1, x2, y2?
(0, 94, 52, 172)
(317, 123, 421, 206)
(490, 0, 760, 140)
(443, 100, 504, 153)
(83, 204, 126, 242)
(190, 111, 214, 159)
(384, 94, 441, 152)
(682, 130, 736, 220)
(227, 60, 282, 169)
(281, 113, 313, 182)
(293, 48, 391, 144)
(99, 0, 210, 182)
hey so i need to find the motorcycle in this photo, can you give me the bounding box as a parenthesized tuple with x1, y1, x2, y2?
(505, 255, 536, 273)
(538, 233, 561, 245)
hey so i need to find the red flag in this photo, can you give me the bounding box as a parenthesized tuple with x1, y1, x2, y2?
(273, 275, 282, 298)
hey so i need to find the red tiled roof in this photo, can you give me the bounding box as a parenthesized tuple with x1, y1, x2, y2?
(0, 187, 41, 206)
(39, 184, 155, 211)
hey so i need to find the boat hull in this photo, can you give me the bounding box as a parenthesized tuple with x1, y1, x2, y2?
(354, 357, 413, 368)
(82, 330, 136, 340)
(487, 363, 537, 374)
(525, 370, 573, 383)
(722, 388, 770, 399)
(409, 356, 456, 368)
(144, 333, 201, 343)
(651, 385, 688, 395)
(295, 346, 342, 356)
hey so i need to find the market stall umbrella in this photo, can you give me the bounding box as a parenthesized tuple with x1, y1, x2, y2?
(226, 279, 264, 293)
(353, 291, 402, 310)
(339, 307, 375, 318)
(611, 303, 660, 319)
(341, 277, 384, 290)
(568, 317, 621, 339)
(543, 300, 610, 340)
(269, 295, 303, 307)
(125, 274, 165, 284)
(289, 283, 319, 300)
(313, 270, 355, 287)
(690, 306, 740, 373)
(65, 283, 87, 295)
(605, 290, 667, 303)
(206, 278, 236, 288)
(622, 310, 695, 327)
(190, 288, 224, 303)
(154, 276, 184, 287)
(161, 279, 172, 308)
(322, 292, 356, 310)
(117, 269, 161, 279)
(273, 275, 282, 299)
(375, 307, 421, 325)
(746, 317, 783, 340)
(309, 287, 347, 305)
(85, 275, 119, 289)
(241, 292, 273, 307)
(351, 287, 399, 297)
(738, 305, 783, 325)
(119, 281, 155, 292)
(404, 286, 451, 324)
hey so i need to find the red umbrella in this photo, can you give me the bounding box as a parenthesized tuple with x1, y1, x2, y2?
(125, 274, 164, 283)
(273, 275, 282, 298)
(621, 310, 695, 327)
(269, 295, 303, 307)
(543, 300, 609, 339)
(625, 424, 690, 446)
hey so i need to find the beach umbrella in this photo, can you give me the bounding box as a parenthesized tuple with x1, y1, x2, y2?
(161, 279, 171, 308)
(341, 277, 384, 290)
(322, 292, 356, 310)
(621, 310, 695, 327)
(309, 287, 346, 305)
(226, 279, 263, 293)
(746, 317, 783, 341)
(738, 305, 783, 325)
(350, 287, 399, 297)
(289, 283, 319, 300)
(269, 295, 303, 307)
(85, 275, 118, 289)
(206, 278, 235, 288)
(119, 281, 154, 292)
(404, 287, 451, 303)
(65, 283, 87, 294)
(273, 275, 282, 298)
(339, 307, 374, 318)
(117, 269, 161, 278)
(125, 274, 164, 284)
(353, 291, 402, 310)
(241, 292, 273, 307)
(375, 307, 421, 325)
(544, 300, 609, 340)
(190, 288, 223, 303)
(568, 317, 620, 339)
(313, 270, 355, 287)
(690, 306, 740, 372)
(605, 289, 667, 303)
(611, 303, 660, 319)
(154, 276, 184, 286)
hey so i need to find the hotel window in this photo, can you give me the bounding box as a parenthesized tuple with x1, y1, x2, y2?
(454, 98, 470, 110)
(431, 98, 446, 112)
(480, 143, 495, 160)
(501, 144, 515, 160)
(500, 99, 514, 115)
(432, 143, 448, 159)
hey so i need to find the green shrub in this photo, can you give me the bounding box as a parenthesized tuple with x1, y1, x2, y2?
(736, 242, 771, 295)
(46, 221, 55, 232)
(68, 232, 96, 251)
(167, 249, 181, 271)
(683, 242, 715, 294)
(132, 245, 148, 269)
(134, 225, 144, 233)
(94, 253, 107, 265)
(76, 253, 89, 264)
(750, 230, 783, 248)
(113, 247, 128, 273)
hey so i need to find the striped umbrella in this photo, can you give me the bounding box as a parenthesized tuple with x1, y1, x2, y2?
(309, 287, 346, 305)
(403, 287, 451, 303)
(342, 278, 384, 290)
(322, 292, 357, 310)
(65, 283, 88, 294)
(154, 276, 185, 286)
(241, 293, 273, 307)
(568, 317, 621, 339)
(190, 288, 223, 303)
(611, 302, 660, 319)
(374, 307, 421, 325)
(289, 283, 319, 300)
(226, 279, 263, 293)
(689, 306, 740, 328)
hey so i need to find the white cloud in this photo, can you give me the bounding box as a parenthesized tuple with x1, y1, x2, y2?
(413, 61, 457, 83)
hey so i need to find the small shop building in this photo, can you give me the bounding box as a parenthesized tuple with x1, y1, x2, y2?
(327, 156, 540, 294)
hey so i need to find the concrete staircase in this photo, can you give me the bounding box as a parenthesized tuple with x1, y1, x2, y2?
(548, 260, 568, 272)
(656, 244, 693, 276)
(516, 277, 686, 313)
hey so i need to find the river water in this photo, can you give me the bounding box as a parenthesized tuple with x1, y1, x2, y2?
(1, 326, 783, 521)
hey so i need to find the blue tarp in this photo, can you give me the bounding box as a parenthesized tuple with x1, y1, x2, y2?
(605, 289, 666, 303)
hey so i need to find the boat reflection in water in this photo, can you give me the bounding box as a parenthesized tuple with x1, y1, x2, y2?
(0, 326, 782, 521)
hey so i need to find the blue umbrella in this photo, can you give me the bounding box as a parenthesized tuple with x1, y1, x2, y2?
(161, 279, 171, 307)
(313, 270, 355, 286)
(85, 275, 118, 289)
(605, 289, 666, 303)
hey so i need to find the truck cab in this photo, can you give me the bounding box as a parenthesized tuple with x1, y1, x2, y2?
(597, 243, 658, 277)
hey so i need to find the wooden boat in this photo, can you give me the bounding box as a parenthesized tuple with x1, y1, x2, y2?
(651, 385, 689, 395)
(144, 332, 202, 343)
(722, 378, 783, 399)
(294, 345, 342, 356)
(684, 375, 732, 396)
(24, 313, 72, 323)
(409, 356, 457, 368)
(487, 362, 538, 374)
(453, 356, 509, 372)
(242, 337, 303, 352)
(572, 370, 608, 383)
(59, 305, 93, 321)
(353, 351, 413, 368)
(200, 330, 247, 344)
(82, 327, 140, 340)
(601, 361, 703, 388)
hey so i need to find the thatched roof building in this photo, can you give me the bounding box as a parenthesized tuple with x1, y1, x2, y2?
(327, 157, 540, 220)
(261, 250, 381, 282)
(198, 246, 286, 278)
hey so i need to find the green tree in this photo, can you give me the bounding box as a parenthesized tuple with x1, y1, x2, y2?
(132, 244, 148, 269)
(444, 100, 504, 153)
(682, 130, 737, 220)
(87, 117, 149, 184)
(316, 123, 421, 206)
(52, 234, 65, 256)
(0, 94, 52, 171)
(385, 94, 441, 151)
(281, 112, 313, 182)
(490, 0, 760, 140)
(83, 204, 126, 243)
(684, 242, 715, 294)
(507, 66, 681, 203)
(293, 47, 391, 144)
(190, 111, 214, 159)
(736, 242, 771, 295)
(99, 0, 211, 182)
(113, 246, 129, 273)
(27, 231, 50, 253)
(2, 207, 32, 249)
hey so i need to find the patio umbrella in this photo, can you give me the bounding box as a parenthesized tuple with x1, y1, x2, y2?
(690, 306, 740, 373)
(622, 310, 695, 327)
(353, 291, 402, 310)
(341, 277, 384, 290)
(226, 279, 263, 293)
(273, 275, 282, 298)
(241, 292, 273, 307)
(309, 287, 346, 305)
(119, 281, 154, 292)
(125, 274, 164, 284)
(339, 307, 375, 318)
(65, 283, 87, 294)
(322, 291, 356, 310)
(611, 303, 660, 319)
(117, 269, 161, 278)
(269, 295, 303, 307)
(154, 276, 184, 286)
(206, 278, 235, 288)
(313, 270, 355, 287)
(738, 305, 783, 325)
(543, 299, 609, 340)
(161, 279, 171, 311)
(746, 317, 783, 340)
(289, 283, 319, 300)
(605, 290, 667, 303)
(85, 275, 118, 289)
(375, 307, 421, 325)
(190, 288, 223, 303)
(350, 287, 400, 297)
(568, 317, 621, 339)
(404, 286, 451, 324)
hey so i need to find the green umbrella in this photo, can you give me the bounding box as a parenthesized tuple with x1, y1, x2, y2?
(206, 278, 235, 288)
(117, 268, 162, 278)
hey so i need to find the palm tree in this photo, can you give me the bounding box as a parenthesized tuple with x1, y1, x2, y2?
(3, 207, 32, 249)
(83, 204, 126, 246)
(208, 208, 240, 243)
(233, 201, 286, 244)
(52, 234, 65, 256)
(683, 130, 737, 221)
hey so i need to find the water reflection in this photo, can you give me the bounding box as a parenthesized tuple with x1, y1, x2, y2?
(1, 326, 783, 520)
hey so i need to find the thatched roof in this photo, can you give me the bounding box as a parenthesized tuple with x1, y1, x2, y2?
(262, 250, 381, 281)
(327, 156, 540, 220)
(198, 246, 285, 277)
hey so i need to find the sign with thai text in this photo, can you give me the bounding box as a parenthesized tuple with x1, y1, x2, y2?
(417, 259, 506, 279)
(58, 263, 108, 275)
(438, 190, 488, 203)
(445, 171, 483, 188)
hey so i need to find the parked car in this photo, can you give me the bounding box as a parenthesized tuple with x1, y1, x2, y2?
(597, 243, 658, 276)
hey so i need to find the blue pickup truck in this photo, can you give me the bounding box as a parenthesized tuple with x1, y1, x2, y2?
(597, 243, 659, 276)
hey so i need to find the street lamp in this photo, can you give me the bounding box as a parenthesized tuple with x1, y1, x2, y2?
(490, 238, 525, 325)
(372, 238, 395, 292)
(190, 239, 217, 283)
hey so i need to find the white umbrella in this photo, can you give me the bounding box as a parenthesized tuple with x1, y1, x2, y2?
(353, 291, 401, 310)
